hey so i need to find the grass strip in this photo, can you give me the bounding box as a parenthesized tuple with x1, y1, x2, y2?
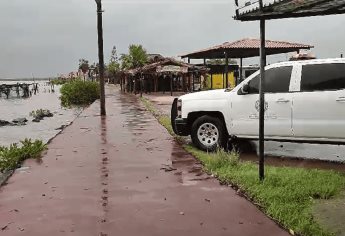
(140, 96, 345, 236)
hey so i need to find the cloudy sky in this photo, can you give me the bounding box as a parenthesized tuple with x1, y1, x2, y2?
(1, 0, 345, 78)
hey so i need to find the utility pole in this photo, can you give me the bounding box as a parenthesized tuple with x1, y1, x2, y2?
(95, 0, 106, 116)
(258, 0, 266, 181)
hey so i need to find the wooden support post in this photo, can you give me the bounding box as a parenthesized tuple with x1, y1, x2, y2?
(225, 52, 229, 88)
(188, 58, 191, 64)
(129, 77, 132, 93)
(192, 73, 195, 92)
(120, 76, 122, 91)
(239, 57, 243, 86)
(188, 74, 191, 92)
(259, 17, 267, 181)
(170, 75, 173, 96)
(140, 76, 143, 97)
(96, 0, 106, 116)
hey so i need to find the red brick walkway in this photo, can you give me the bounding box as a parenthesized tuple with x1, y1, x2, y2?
(0, 89, 288, 236)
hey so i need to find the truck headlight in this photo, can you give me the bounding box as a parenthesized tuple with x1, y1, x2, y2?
(177, 99, 182, 117)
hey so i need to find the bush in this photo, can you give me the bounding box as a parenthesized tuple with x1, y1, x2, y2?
(0, 139, 47, 172)
(51, 79, 68, 85)
(30, 109, 53, 119)
(60, 80, 100, 107)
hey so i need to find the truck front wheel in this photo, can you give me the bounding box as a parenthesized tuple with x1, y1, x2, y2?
(191, 115, 227, 152)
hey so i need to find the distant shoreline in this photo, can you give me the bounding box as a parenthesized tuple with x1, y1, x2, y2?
(0, 78, 56, 82)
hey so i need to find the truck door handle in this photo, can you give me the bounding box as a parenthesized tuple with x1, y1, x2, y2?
(276, 98, 290, 103)
(336, 97, 345, 102)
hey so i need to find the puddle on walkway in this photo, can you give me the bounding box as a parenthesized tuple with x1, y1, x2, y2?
(169, 143, 211, 187)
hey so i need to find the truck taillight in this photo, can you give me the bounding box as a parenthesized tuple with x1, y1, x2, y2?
(177, 100, 182, 117)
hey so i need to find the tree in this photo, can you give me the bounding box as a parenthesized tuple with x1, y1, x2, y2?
(206, 58, 238, 65)
(120, 44, 148, 70)
(79, 59, 90, 81)
(120, 54, 132, 70)
(88, 63, 99, 81)
(110, 46, 119, 63)
(107, 46, 120, 82)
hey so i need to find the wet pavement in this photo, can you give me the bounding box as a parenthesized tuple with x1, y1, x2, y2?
(0, 88, 288, 236)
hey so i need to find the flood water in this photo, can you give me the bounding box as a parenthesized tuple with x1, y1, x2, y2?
(244, 141, 345, 163)
(0, 80, 82, 146)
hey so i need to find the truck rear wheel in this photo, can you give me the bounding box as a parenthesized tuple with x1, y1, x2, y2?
(191, 115, 227, 152)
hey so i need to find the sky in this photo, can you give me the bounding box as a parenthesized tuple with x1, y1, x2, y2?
(1, 0, 345, 78)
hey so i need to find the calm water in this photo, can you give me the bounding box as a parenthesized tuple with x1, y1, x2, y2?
(0, 81, 82, 146)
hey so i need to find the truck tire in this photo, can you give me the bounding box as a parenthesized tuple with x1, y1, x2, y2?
(171, 98, 178, 134)
(191, 115, 227, 152)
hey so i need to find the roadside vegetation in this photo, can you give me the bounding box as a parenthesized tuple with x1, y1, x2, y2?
(140, 96, 345, 236)
(0, 139, 47, 173)
(60, 80, 100, 107)
(51, 79, 68, 85)
(30, 109, 53, 122)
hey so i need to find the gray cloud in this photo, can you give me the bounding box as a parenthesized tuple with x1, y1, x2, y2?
(0, 0, 344, 78)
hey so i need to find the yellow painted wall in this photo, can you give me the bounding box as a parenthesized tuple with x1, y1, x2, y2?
(211, 72, 235, 89)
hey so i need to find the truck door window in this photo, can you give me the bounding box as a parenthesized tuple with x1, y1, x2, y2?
(301, 63, 345, 91)
(247, 74, 260, 94)
(247, 66, 292, 94)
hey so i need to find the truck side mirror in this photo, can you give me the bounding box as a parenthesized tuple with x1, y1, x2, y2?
(239, 83, 249, 95)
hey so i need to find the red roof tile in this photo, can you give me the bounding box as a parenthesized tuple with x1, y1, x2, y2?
(180, 38, 313, 59)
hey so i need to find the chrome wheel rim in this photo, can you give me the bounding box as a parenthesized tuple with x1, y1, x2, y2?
(197, 123, 219, 147)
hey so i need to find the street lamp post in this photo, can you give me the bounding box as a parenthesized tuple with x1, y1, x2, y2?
(95, 0, 106, 116)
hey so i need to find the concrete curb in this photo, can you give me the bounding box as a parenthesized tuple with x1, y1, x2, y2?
(0, 170, 14, 187)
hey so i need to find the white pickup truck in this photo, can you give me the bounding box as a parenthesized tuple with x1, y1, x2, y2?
(171, 58, 345, 151)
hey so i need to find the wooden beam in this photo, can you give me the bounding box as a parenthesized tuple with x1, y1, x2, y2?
(192, 73, 195, 92)
(239, 57, 243, 86)
(170, 75, 173, 96)
(96, 1, 106, 116)
(225, 52, 229, 88)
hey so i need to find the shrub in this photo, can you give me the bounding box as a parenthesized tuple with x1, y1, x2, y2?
(0, 139, 47, 172)
(60, 80, 100, 107)
(30, 109, 53, 119)
(51, 79, 67, 85)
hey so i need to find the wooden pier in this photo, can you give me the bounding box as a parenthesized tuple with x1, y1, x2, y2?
(0, 83, 39, 98)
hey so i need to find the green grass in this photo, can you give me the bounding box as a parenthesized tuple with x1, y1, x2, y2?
(0, 139, 47, 172)
(60, 80, 100, 107)
(140, 97, 184, 142)
(140, 97, 162, 118)
(139, 96, 345, 236)
(186, 147, 345, 236)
